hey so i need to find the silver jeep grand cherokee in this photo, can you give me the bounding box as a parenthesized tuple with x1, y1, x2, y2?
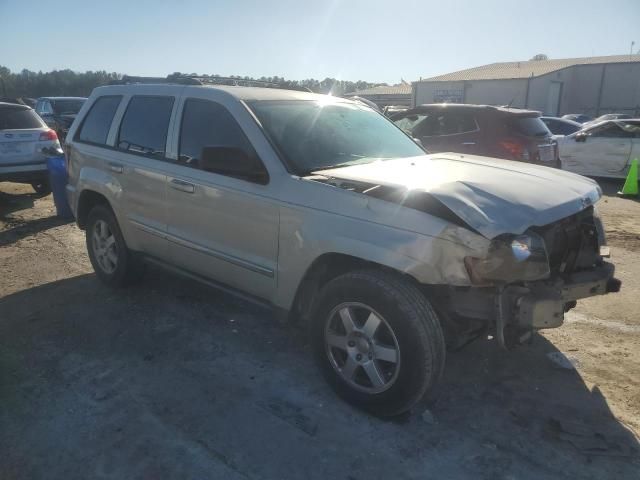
(65, 76, 620, 416)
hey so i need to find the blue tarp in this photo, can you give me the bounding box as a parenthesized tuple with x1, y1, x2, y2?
(46, 155, 73, 219)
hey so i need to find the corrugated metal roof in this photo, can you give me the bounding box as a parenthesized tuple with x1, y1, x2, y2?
(419, 55, 640, 82)
(345, 84, 412, 96)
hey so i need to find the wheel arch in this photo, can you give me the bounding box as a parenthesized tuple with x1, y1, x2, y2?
(76, 189, 113, 229)
(288, 252, 422, 324)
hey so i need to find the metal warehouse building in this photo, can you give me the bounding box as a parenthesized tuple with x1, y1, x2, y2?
(412, 54, 640, 117)
(344, 84, 412, 107)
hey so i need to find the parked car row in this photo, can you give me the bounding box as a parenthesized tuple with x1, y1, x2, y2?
(391, 104, 559, 167)
(0, 96, 85, 193)
(387, 103, 638, 179)
(34, 96, 86, 142)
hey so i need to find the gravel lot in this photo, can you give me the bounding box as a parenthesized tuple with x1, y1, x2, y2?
(1, 180, 639, 479)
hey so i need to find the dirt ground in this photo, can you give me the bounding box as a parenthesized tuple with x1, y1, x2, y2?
(1, 180, 639, 480)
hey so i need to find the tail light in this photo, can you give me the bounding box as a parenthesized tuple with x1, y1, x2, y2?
(499, 139, 530, 161)
(39, 129, 58, 142)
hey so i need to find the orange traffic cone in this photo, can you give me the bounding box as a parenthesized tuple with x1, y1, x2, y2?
(618, 158, 639, 197)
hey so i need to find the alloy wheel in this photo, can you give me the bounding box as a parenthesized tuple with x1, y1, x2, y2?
(92, 219, 118, 274)
(324, 302, 401, 394)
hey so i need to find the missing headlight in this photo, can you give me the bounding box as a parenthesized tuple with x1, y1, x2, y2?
(465, 232, 550, 285)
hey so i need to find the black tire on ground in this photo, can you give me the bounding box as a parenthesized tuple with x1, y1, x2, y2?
(31, 181, 51, 195)
(86, 204, 145, 287)
(310, 270, 445, 417)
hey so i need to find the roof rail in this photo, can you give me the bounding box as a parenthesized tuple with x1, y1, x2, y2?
(108, 75, 312, 92)
(184, 76, 312, 92)
(109, 75, 202, 86)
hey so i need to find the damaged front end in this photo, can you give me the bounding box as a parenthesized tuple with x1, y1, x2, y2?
(311, 155, 621, 349)
(432, 207, 621, 349)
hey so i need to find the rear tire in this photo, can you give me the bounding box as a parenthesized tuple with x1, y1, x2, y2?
(310, 270, 445, 417)
(86, 205, 144, 287)
(31, 181, 51, 195)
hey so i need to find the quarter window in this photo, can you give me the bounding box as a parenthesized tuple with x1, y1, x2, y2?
(117, 96, 174, 157)
(178, 99, 254, 168)
(77, 96, 122, 145)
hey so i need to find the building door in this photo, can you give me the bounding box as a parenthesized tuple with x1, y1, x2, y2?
(545, 82, 562, 116)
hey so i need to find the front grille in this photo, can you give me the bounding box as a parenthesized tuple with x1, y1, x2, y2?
(533, 207, 600, 275)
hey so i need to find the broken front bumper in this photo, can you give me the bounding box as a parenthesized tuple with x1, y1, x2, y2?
(496, 262, 620, 347)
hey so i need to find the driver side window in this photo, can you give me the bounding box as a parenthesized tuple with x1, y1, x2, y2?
(178, 99, 257, 171)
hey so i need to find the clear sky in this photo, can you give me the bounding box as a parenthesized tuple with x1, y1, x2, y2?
(1, 0, 638, 84)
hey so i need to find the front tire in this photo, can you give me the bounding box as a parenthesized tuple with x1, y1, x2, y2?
(86, 204, 144, 287)
(311, 270, 445, 417)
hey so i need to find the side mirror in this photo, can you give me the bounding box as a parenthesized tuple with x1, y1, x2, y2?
(200, 146, 269, 184)
(575, 132, 588, 142)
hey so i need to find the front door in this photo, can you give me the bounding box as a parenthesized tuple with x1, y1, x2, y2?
(561, 122, 632, 177)
(165, 98, 279, 301)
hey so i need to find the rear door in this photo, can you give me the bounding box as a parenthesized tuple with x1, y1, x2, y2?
(163, 95, 279, 301)
(108, 92, 178, 258)
(72, 89, 177, 258)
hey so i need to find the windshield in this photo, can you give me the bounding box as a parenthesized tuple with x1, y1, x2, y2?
(248, 99, 424, 175)
(51, 99, 85, 115)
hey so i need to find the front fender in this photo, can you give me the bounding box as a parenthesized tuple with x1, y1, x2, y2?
(274, 204, 489, 310)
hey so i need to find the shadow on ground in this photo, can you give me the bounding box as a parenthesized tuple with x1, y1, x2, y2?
(0, 270, 638, 479)
(595, 177, 637, 200)
(0, 185, 39, 219)
(0, 215, 72, 246)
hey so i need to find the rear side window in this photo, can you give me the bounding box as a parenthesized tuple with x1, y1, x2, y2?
(118, 96, 174, 157)
(0, 107, 44, 130)
(178, 99, 254, 167)
(77, 96, 121, 145)
(508, 117, 550, 137)
(399, 111, 478, 137)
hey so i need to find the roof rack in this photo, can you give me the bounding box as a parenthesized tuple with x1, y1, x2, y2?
(191, 76, 312, 92)
(109, 75, 312, 92)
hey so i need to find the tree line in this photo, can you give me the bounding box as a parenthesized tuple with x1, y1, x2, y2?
(0, 66, 382, 99)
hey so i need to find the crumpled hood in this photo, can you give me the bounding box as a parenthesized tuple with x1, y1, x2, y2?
(315, 153, 602, 239)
